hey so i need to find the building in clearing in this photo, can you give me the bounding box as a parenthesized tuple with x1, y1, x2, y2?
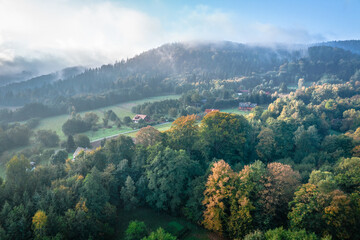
(238, 102, 257, 110)
(204, 109, 219, 114)
(132, 114, 149, 123)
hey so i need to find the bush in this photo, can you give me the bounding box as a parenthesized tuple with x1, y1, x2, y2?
(35, 130, 60, 147)
(62, 118, 91, 135)
(75, 134, 91, 148)
(125, 220, 147, 240)
(26, 118, 40, 129)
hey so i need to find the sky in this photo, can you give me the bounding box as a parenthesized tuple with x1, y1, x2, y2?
(0, 0, 359, 76)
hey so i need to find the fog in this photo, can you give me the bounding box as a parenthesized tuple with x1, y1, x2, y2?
(0, 0, 348, 79)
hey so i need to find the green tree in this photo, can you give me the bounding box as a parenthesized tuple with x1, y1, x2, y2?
(288, 184, 326, 235)
(123, 116, 132, 125)
(5, 155, 30, 195)
(125, 220, 147, 240)
(66, 135, 76, 153)
(335, 157, 360, 193)
(294, 125, 320, 162)
(83, 112, 99, 126)
(146, 147, 200, 213)
(35, 130, 60, 147)
(142, 228, 176, 240)
(51, 150, 68, 165)
(256, 128, 275, 163)
(105, 135, 135, 165)
(81, 168, 109, 217)
(75, 134, 91, 148)
(200, 112, 251, 164)
(121, 176, 138, 210)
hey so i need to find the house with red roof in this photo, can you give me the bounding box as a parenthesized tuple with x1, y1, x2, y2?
(132, 114, 149, 123)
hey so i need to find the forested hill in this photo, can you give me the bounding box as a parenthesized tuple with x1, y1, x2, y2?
(0, 42, 301, 105)
(317, 40, 360, 55)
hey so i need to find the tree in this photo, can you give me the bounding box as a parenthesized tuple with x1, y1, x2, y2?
(125, 220, 147, 240)
(200, 112, 251, 164)
(294, 125, 320, 162)
(5, 155, 30, 195)
(167, 114, 199, 154)
(123, 116, 132, 125)
(323, 190, 357, 239)
(35, 130, 60, 147)
(81, 168, 109, 217)
(66, 135, 76, 153)
(83, 112, 99, 127)
(6, 125, 31, 147)
(142, 228, 176, 240)
(309, 170, 337, 193)
(136, 126, 162, 147)
(51, 150, 68, 165)
(261, 163, 300, 227)
(256, 128, 275, 163)
(288, 184, 326, 235)
(202, 160, 235, 235)
(62, 118, 90, 135)
(121, 176, 138, 210)
(105, 135, 135, 165)
(146, 147, 200, 213)
(335, 157, 360, 193)
(75, 134, 91, 148)
(32, 210, 48, 239)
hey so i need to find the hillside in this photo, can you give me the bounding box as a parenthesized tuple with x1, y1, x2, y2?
(0, 42, 301, 105)
(317, 40, 360, 55)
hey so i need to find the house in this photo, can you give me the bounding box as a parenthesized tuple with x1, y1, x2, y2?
(237, 90, 250, 96)
(238, 102, 257, 110)
(73, 147, 91, 161)
(204, 109, 219, 114)
(132, 114, 149, 123)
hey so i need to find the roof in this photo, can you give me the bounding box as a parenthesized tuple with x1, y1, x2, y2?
(132, 114, 147, 121)
(205, 109, 219, 113)
(73, 147, 91, 160)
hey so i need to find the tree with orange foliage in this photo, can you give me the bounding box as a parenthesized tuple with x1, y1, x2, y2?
(202, 160, 235, 235)
(261, 162, 300, 227)
(135, 125, 162, 147)
(323, 190, 358, 239)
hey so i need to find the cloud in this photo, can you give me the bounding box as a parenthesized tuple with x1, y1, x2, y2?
(0, 1, 327, 77)
(0, 0, 165, 74)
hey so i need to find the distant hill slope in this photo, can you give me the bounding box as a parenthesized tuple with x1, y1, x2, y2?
(0, 42, 302, 105)
(0, 66, 85, 91)
(316, 40, 360, 55)
(1, 41, 360, 108)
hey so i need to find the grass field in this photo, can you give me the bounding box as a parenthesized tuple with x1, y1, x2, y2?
(34, 95, 181, 141)
(116, 208, 226, 240)
(221, 108, 250, 115)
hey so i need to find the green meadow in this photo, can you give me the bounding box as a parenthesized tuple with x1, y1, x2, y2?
(35, 95, 181, 141)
